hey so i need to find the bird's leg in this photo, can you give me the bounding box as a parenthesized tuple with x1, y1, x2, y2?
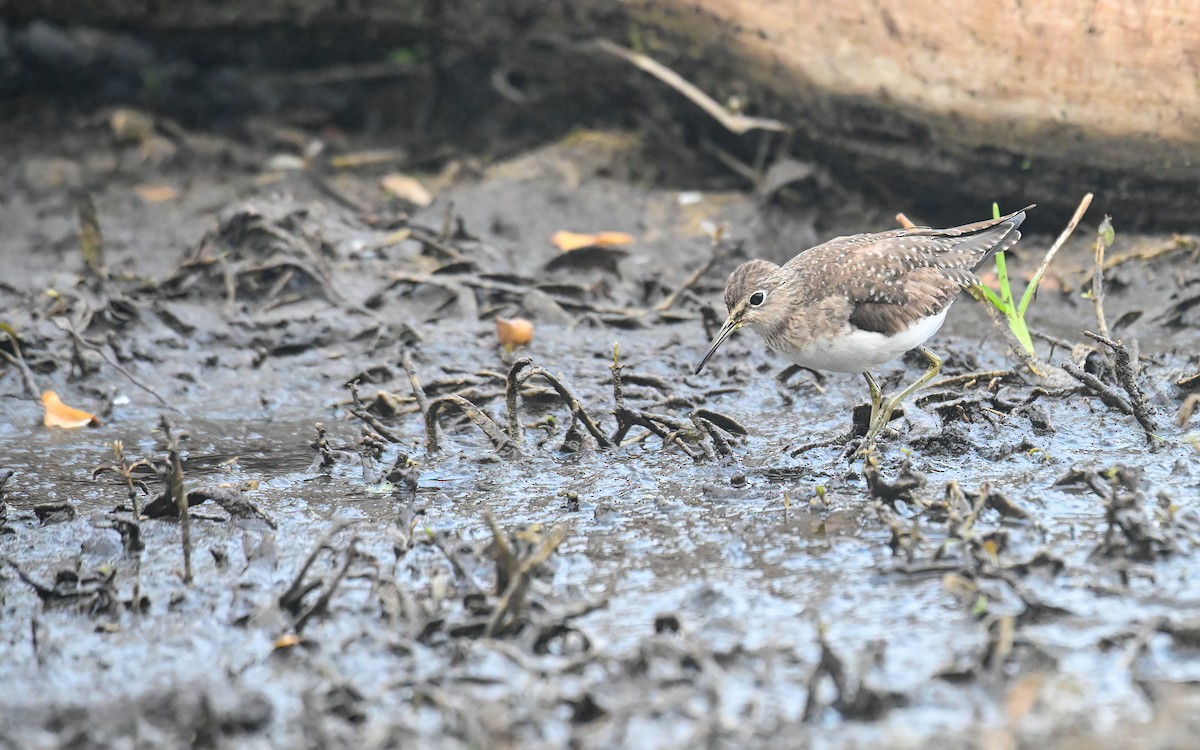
(865, 347, 943, 444)
(862, 371, 882, 428)
(855, 371, 884, 456)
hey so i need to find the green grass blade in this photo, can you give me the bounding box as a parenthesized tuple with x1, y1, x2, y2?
(972, 283, 1006, 310)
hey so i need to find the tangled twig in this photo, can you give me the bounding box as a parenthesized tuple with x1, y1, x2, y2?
(505, 357, 612, 451)
(1082, 331, 1159, 437)
(426, 394, 515, 455)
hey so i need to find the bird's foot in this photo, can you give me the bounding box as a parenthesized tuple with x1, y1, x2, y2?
(852, 435, 882, 461)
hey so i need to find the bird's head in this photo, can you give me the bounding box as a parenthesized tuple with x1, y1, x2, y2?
(695, 259, 781, 374)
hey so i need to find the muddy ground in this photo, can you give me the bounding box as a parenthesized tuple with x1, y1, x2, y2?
(3, 56, 1200, 749)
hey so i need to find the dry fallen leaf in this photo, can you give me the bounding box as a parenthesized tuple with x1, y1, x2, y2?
(495, 317, 534, 350)
(552, 230, 634, 252)
(42, 390, 101, 428)
(1005, 673, 1046, 723)
(329, 149, 406, 169)
(134, 184, 179, 203)
(380, 174, 433, 207)
(273, 633, 301, 650)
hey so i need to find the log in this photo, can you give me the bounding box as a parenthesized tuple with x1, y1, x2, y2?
(3, 0, 1197, 226)
(624, 0, 1200, 226)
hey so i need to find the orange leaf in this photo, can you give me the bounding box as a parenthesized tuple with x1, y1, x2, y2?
(552, 230, 634, 252)
(495, 317, 534, 349)
(42, 391, 101, 428)
(134, 184, 179, 202)
(593, 231, 634, 247)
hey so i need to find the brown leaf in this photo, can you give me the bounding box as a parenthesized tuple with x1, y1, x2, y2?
(134, 184, 179, 202)
(380, 174, 433, 207)
(552, 230, 634, 252)
(495, 317, 534, 349)
(41, 391, 101, 428)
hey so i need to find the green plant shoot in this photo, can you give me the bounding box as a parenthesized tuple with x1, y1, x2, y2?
(972, 203, 1038, 362)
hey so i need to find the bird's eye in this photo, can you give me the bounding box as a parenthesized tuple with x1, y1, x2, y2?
(748, 290, 766, 307)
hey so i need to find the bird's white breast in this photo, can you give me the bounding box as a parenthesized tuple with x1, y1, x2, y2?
(776, 307, 949, 373)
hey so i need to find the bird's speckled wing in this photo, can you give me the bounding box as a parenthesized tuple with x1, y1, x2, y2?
(782, 207, 1028, 335)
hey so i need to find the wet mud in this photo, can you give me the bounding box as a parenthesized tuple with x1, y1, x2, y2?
(2, 110, 1200, 749)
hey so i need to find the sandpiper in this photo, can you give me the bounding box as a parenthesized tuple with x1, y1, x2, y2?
(695, 207, 1031, 450)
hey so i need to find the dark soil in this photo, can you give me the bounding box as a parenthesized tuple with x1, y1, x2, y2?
(3, 17, 1200, 750)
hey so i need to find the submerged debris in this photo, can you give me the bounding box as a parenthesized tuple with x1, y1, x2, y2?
(803, 628, 906, 722)
(863, 458, 926, 505)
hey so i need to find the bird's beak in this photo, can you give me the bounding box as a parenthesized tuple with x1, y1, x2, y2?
(695, 316, 740, 374)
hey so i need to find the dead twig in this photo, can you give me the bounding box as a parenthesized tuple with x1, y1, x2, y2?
(1083, 331, 1160, 437)
(0, 345, 39, 398)
(505, 358, 611, 450)
(1031, 193, 1093, 307)
(77, 192, 108, 281)
(400, 348, 431, 418)
(279, 520, 358, 610)
(484, 521, 569, 637)
(612, 407, 703, 459)
(348, 381, 405, 444)
(1061, 361, 1135, 415)
(1177, 371, 1200, 390)
(1103, 234, 1198, 272)
(426, 394, 515, 455)
(609, 349, 719, 458)
(294, 538, 360, 632)
(929, 370, 1015, 389)
(161, 417, 192, 585)
(692, 414, 732, 456)
(1177, 394, 1200, 428)
(484, 513, 520, 595)
(407, 226, 470, 264)
(653, 249, 722, 313)
(591, 39, 788, 135)
(609, 343, 626, 411)
(91, 440, 151, 605)
(1091, 217, 1115, 338)
(1030, 330, 1076, 362)
(279, 520, 361, 630)
(54, 317, 171, 407)
(188, 486, 277, 529)
(802, 624, 902, 721)
(429, 532, 485, 594)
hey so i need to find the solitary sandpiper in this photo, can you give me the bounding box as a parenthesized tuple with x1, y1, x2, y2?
(695, 207, 1031, 450)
